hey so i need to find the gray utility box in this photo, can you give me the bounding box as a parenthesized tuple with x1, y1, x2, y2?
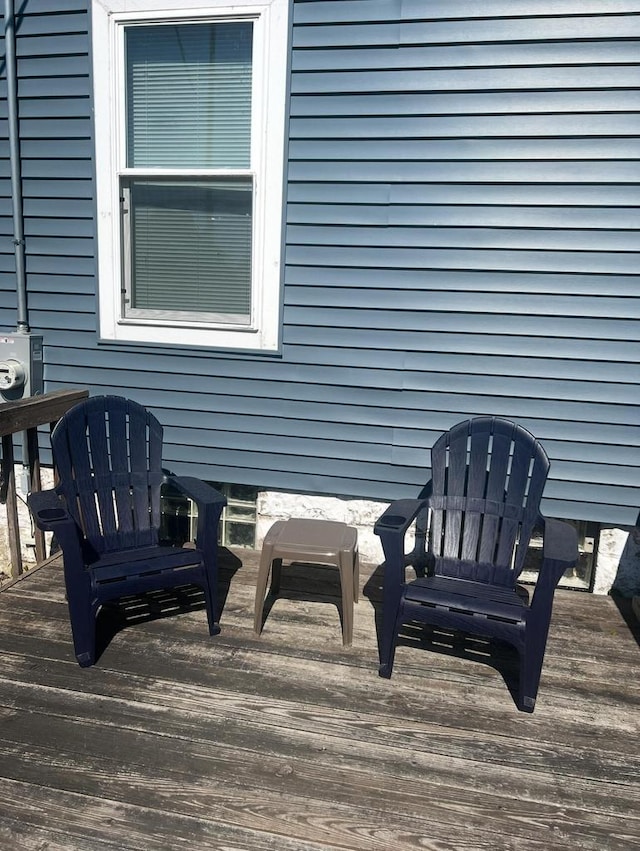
(0, 333, 44, 401)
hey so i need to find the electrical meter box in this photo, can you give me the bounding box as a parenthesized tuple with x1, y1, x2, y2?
(0, 333, 44, 401)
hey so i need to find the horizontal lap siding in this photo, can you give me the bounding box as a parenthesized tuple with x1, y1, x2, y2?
(285, 0, 640, 523)
(0, 1, 638, 526)
(0, 2, 94, 352)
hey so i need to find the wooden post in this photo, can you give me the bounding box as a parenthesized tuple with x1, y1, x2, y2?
(26, 425, 45, 563)
(1, 433, 21, 577)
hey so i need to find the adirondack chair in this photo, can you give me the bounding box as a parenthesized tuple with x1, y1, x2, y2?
(27, 395, 226, 667)
(374, 417, 578, 712)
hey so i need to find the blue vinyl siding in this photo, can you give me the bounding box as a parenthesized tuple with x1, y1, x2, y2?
(0, 0, 639, 526)
(282, 0, 640, 523)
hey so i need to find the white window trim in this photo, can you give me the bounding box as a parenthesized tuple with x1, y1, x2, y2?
(93, 0, 289, 352)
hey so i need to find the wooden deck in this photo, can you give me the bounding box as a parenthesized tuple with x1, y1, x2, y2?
(0, 548, 638, 851)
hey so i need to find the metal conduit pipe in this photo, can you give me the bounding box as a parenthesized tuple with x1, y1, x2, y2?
(4, 0, 29, 333)
(3, 0, 33, 495)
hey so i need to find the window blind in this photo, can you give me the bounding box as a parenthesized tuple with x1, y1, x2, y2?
(126, 21, 253, 169)
(128, 179, 252, 320)
(123, 21, 254, 322)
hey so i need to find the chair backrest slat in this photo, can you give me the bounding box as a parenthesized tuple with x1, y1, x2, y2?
(460, 420, 491, 561)
(105, 397, 136, 544)
(128, 402, 153, 546)
(62, 404, 104, 544)
(441, 423, 468, 559)
(87, 402, 120, 546)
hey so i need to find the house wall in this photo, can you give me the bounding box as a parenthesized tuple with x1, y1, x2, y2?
(0, 2, 639, 531)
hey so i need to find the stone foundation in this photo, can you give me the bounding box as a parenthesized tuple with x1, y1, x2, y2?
(0, 466, 54, 580)
(595, 525, 640, 598)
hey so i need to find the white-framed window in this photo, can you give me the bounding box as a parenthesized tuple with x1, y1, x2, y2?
(93, 0, 290, 351)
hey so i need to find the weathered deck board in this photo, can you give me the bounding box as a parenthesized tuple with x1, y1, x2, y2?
(0, 550, 638, 851)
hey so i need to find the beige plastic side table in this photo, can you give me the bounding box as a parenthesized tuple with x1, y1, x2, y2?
(253, 518, 359, 646)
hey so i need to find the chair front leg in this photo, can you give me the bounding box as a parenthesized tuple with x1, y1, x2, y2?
(65, 576, 98, 667)
(519, 622, 549, 713)
(202, 571, 221, 636)
(376, 529, 408, 679)
(379, 585, 403, 678)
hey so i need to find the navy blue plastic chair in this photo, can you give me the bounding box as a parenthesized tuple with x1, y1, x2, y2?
(28, 396, 226, 667)
(374, 417, 578, 712)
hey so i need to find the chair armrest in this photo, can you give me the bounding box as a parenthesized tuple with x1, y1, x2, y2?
(27, 489, 86, 577)
(530, 516, 579, 612)
(27, 489, 74, 532)
(542, 517, 579, 568)
(374, 498, 429, 538)
(374, 497, 430, 586)
(165, 476, 226, 558)
(167, 475, 226, 511)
